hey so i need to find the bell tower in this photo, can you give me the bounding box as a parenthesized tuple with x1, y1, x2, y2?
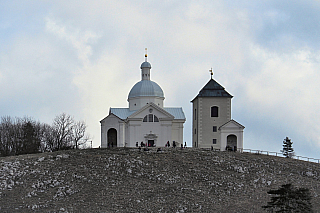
(191, 72, 233, 149)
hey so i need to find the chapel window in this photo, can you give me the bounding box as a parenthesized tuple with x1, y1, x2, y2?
(148, 114, 153, 122)
(143, 114, 159, 122)
(213, 139, 217, 144)
(143, 116, 148, 122)
(211, 106, 218, 117)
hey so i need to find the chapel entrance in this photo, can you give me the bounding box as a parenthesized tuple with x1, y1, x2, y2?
(148, 140, 154, 147)
(107, 128, 117, 147)
(145, 133, 157, 147)
(227, 134, 237, 151)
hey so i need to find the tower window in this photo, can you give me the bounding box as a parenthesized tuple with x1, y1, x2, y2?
(211, 106, 218, 117)
(213, 126, 217, 132)
(194, 109, 197, 120)
(213, 139, 217, 144)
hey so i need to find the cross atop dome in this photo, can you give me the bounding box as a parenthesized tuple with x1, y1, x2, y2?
(140, 49, 152, 80)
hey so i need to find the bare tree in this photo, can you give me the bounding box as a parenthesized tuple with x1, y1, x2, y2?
(0, 116, 14, 156)
(52, 113, 74, 150)
(72, 120, 89, 149)
(0, 114, 91, 154)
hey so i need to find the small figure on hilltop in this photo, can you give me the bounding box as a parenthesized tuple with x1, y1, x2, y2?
(184, 142, 187, 148)
(136, 142, 138, 147)
(281, 137, 294, 158)
(166, 141, 170, 147)
(173, 141, 176, 148)
(181, 144, 183, 149)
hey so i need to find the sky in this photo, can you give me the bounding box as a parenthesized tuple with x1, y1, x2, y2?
(1, 0, 320, 159)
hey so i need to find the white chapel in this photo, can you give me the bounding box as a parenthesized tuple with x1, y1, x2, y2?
(100, 54, 186, 148)
(191, 73, 245, 150)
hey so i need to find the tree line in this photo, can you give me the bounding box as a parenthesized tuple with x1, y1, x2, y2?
(0, 113, 90, 157)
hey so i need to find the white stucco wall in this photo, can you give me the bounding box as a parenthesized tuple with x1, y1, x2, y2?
(128, 97, 164, 111)
(220, 128, 244, 150)
(192, 97, 231, 148)
(171, 121, 184, 146)
(100, 114, 122, 148)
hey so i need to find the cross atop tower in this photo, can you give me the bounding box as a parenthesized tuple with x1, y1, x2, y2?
(209, 68, 213, 79)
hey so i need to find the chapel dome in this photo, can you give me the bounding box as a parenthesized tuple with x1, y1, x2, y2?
(128, 80, 164, 99)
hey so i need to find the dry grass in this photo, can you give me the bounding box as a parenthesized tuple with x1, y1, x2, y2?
(1, 148, 319, 212)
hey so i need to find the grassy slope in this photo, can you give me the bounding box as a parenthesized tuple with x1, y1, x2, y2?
(0, 148, 319, 213)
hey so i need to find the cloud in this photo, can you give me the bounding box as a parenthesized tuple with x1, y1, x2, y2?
(1, 0, 320, 158)
(45, 17, 100, 67)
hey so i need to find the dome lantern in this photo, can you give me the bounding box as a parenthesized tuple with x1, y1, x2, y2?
(128, 51, 165, 110)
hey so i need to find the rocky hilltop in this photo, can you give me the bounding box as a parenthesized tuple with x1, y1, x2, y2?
(1, 148, 319, 212)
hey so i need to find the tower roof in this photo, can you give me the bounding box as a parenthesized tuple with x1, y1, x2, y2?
(192, 78, 233, 101)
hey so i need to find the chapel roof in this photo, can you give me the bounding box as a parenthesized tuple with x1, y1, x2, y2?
(128, 80, 164, 99)
(140, 61, 151, 68)
(192, 78, 233, 101)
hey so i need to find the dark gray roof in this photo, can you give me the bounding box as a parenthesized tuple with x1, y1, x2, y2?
(192, 78, 233, 101)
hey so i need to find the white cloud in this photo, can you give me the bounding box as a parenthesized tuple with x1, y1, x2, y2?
(45, 17, 100, 67)
(239, 45, 320, 149)
(1, 0, 320, 158)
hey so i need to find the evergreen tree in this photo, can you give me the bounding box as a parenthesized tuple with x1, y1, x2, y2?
(19, 121, 41, 155)
(262, 184, 313, 212)
(281, 137, 294, 158)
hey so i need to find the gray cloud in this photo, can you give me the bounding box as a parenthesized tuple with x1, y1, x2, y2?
(1, 0, 320, 159)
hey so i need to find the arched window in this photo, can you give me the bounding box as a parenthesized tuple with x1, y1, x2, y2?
(154, 116, 159, 122)
(148, 114, 153, 122)
(143, 114, 159, 122)
(211, 106, 218, 117)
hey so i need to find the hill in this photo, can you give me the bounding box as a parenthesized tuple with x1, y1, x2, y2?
(0, 148, 319, 212)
